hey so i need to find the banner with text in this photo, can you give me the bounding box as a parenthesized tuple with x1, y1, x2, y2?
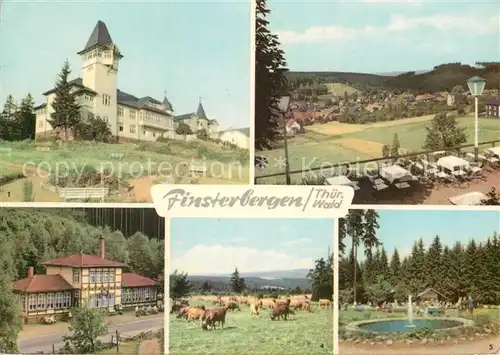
(151, 185, 354, 218)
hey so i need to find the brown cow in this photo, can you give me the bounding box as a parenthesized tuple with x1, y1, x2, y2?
(270, 304, 291, 320)
(224, 301, 241, 311)
(202, 307, 227, 329)
(176, 306, 190, 319)
(290, 300, 304, 310)
(187, 306, 206, 321)
(302, 301, 311, 312)
(319, 299, 332, 309)
(250, 300, 263, 317)
(261, 298, 275, 309)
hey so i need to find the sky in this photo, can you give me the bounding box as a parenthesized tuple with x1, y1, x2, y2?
(269, 0, 500, 73)
(170, 218, 334, 275)
(0, 0, 251, 130)
(343, 209, 500, 259)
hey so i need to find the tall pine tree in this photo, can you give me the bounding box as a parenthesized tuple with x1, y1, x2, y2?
(48, 60, 81, 140)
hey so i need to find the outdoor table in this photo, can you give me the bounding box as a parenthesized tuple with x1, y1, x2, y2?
(395, 182, 410, 189)
(470, 166, 482, 174)
(436, 171, 449, 179)
(487, 147, 500, 158)
(326, 175, 354, 187)
(437, 155, 470, 172)
(380, 165, 413, 184)
(452, 170, 466, 177)
(426, 168, 438, 174)
(448, 191, 488, 205)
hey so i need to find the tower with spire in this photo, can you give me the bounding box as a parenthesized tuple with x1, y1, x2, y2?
(78, 20, 123, 137)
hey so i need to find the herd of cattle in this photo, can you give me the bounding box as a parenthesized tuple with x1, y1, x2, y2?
(170, 294, 332, 330)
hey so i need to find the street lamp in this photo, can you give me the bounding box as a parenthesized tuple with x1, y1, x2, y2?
(467, 76, 486, 161)
(278, 95, 291, 185)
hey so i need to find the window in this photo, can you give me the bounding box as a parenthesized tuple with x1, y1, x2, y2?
(21, 295, 26, 312)
(29, 294, 37, 311)
(130, 125, 136, 134)
(55, 292, 62, 308)
(130, 110, 136, 119)
(102, 94, 111, 106)
(102, 270, 108, 283)
(143, 130, 147, 137)
(96, 270, 102, 283)
(47, 293, 54, 309)
(74, 290, 80, 300)
(119, 122, 124, 132)
(63, 292, 71, 308)
(38, 293, 46, 310)
(38, 121, 43, 128)
(103, 116, 108, 122)
(89, 270, 96, 283)
(118, 107, 124, 117)
(73, 269, 80, 283)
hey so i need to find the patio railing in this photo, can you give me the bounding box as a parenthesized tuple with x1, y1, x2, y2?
(255, 140, 500, 184)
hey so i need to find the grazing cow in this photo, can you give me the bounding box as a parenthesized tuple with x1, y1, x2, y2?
(224, 301, 241, 311)
(250, 300, 263, 317)
(319, 299, 332, 309)
(187, 306, 206, 321)
(302, 301, 311, 312)
(274, 298, 291, 307)
(202, 307, 227, 329)
(177, 306, 190, 319)
(290, 300, 304, 310)
(261, 298, 275, 308)
(270, 304, 291, 321)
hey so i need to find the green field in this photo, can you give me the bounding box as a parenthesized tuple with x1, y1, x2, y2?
(169, 301, 333, 354)
(256, 115, 500, 183)
(0, 139, 249, 201)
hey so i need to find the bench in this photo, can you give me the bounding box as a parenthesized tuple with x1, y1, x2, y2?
(58, 187, 109, 202)
(109, 153, 125, 160)
(189, 164, 207, 176)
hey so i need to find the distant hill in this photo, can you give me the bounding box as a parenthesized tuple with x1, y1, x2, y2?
(187, 269, 312, 292)
(287, 62, 500, 93)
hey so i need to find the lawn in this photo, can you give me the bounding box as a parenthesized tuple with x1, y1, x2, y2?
(169, 301, 333, 354)
(256, 114, 500, 183)
(0, 139, 249, 201)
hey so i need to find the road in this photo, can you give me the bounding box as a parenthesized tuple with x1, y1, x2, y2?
(18, 314, 164, 354)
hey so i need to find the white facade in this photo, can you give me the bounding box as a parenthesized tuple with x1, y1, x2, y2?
(219, 128, 250, 150)
(34, 21, 218, 142)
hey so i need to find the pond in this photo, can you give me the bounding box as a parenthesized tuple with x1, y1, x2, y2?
(359, 319, 463, 333)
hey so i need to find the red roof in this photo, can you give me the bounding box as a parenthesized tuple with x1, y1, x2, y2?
(42, 253, 127, 268)
(122, 273, 157, 287)
(12, 275, 73, 293)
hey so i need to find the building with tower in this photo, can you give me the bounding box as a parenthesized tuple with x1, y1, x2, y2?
(34, 20, 219, 142)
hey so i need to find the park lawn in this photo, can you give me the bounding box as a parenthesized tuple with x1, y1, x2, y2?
(169, 302, 333, 354)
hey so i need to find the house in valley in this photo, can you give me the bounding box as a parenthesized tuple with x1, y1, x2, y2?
(12, 237, 159, 323)
(485, 98, 500, 118)
(219, 127, 250, 149)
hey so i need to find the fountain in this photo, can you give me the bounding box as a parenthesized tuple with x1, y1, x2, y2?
(405, 295, 415, 328)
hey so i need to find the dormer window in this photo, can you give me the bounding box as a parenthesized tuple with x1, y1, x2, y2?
(73, 269, 80, 283)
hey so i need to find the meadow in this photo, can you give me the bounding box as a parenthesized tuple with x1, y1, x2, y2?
(0, 139, 249, 202)
(169, 300, 333, 354)
(256, 114, 500, 184)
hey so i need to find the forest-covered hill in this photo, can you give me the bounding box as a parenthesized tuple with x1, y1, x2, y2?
(0, 208, 164, 283)
(187, 275, 312, 292)
(288, 62, 500, 93)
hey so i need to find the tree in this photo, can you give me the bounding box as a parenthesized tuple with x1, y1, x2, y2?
(76, 114, 111, 142)
(0, 233, 22, 353)
(482, 187, 500, 205)
(255, 0, 289, 150)
(390, 133, 400, 158)
(48, 60, 81, 140)
(196, 128, 208, 140)
(346, 209, 365, 303)
(308, 255, 333, 301)
(17, 94, 36, 140)
(422, 112, 467, 151)
(381, 144, 390, 158)
(175, 123, 193, 136)
(230, 268, 246, 293)
(201, 281, 212, 293)
(170, 270, 192, 301)
(64, 308, 108, 353)
(0, 95, 18, 140)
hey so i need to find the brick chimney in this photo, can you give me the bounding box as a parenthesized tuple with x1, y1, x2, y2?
(99, 236, 105, 259)
(27, 267, 34, 277)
